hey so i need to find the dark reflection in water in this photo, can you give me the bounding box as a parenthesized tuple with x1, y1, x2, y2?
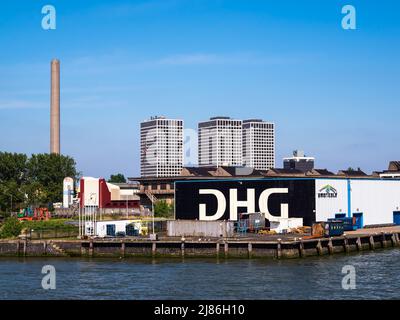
(1, 249, 399, 300)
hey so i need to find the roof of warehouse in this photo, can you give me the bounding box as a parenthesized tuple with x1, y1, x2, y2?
(266, 168, 305, 175)
(183, 166, 217, 176)
(306, 169, 335, 176)
(219, 166, 263, 176)
(389, 161, 400, 171)
(337, 169, 368, 176)
(129, 166, 390, 182)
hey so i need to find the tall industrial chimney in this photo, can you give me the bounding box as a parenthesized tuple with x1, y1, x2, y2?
(50, 59, 60, 154)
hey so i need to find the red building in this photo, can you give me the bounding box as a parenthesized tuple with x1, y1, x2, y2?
(79, 177, 140, 209)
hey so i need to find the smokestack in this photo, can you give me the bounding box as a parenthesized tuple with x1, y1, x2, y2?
(50, 59, 60, 154)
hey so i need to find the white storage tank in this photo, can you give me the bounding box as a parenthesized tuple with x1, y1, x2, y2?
(63, 177, 74, 208)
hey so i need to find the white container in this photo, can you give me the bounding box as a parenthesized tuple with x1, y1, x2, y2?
(167, 220, 234, 237)
(269, 217, 303, 233)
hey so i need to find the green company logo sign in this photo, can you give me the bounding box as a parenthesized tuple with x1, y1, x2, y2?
(318, 185, 338, 198)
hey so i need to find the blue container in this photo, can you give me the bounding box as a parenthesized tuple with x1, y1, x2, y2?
(126, 224, 139, 236)
(394, 211, 400, 225)
(106, 224, 116, 237)
(330, 216, 356, 231)
(352, 212, 363, 229)
(325, 220, 344, 237)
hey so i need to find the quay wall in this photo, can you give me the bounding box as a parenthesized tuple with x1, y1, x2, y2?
(0, 232, 399, 259)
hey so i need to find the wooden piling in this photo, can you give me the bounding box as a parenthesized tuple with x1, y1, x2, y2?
(216, 242, 220, 257)
(356, 237, 362, 251)
(224, 242, 229, 258)
(121, 241, 125, 257)
(80, 242, 85, 256)
(299, 240, 305, 258)
(395, 233, 400, 246)
(343, 236, 350, 253)
(181, 241, 185, 257)
(369, 235, 375, 250)
(316, 240, 323, 255)
(23, 239, 27, 256)
(381, 232, 387, 248)
(276, 240, 282, 259)
(328, 238, 333, 255)
(152, 242, 156, 256)
(89, 239, 94, 257)
(391, 234, 397, 247)
(248, 242, 252, 259)
(43, 241, 47, 255)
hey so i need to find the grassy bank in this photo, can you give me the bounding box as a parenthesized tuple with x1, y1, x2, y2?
(0, 217, 78, 239)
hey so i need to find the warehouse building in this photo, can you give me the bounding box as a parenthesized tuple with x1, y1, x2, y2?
(174, 177, 400, 227)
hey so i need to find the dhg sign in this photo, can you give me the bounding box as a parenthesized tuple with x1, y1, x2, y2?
(175, 179, 316, 226)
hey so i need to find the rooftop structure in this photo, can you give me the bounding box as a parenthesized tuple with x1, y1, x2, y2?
(283, 150, 315, 172)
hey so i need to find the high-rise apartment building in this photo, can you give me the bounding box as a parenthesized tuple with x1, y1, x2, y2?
(242, 119, 275, 170)
(198, 117, 243, 167)
(140, 116, 183, 177)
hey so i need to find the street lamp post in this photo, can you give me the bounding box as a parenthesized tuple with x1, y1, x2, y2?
(5, 193, 13, 216)
(126, 197, 128, 219)
(152, 195, 155, 235)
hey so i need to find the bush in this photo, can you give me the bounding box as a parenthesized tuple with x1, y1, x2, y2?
(0, 217, 22, 239)
(21, 219, 77, 231)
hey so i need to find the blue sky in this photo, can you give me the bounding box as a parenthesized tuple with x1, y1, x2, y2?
(0, 0, 399, 178)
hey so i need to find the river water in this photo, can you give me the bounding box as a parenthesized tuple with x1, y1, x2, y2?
(1, 249, 399, 300)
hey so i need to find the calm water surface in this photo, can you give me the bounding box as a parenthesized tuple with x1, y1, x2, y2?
(1, 249, 399, 299)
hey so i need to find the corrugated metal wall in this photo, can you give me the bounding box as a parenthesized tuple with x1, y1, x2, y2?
(351, 179, 400, 225)
(167, 220, 234, 237)
(316, 178, 400, 225)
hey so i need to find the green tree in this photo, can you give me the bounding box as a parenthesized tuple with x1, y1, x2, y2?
(108, 173, 126, 183)
(20, 181, 48, 208)
(154, 200, 173, 218)
(0, 217, 22, 239)
(0, 152, 28, 184)
(0, 152, 78, 212)
(0, 153, 28, 212)
(26, 153, 78, 205)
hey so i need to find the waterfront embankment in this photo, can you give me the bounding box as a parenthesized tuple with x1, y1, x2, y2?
(1, 226, 399, 259)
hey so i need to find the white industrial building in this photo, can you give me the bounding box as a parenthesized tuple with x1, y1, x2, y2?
(315, 178, 400, 226)
(63, 177, 74, 208)
(140, 116, 184, 177)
